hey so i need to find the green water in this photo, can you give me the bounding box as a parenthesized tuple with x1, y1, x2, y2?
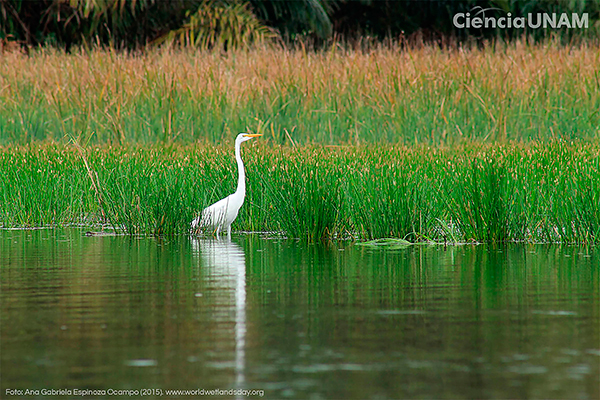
(1, 229, 599, 399)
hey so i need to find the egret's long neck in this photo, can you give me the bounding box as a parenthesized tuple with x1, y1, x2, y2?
(235, 139, 245, 196)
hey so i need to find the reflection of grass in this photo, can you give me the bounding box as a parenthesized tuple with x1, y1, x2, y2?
(2, 141, 599, 243)
(0, 42, 598, 145)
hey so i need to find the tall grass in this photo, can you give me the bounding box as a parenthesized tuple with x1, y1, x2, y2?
(2, 141, 599, 243)
(1, 42, 598, 241)
(345, 146, 432, 240)
(1, 41, 599, 145)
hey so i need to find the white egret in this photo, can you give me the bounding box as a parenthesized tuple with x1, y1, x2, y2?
(191, 133, 262, 238)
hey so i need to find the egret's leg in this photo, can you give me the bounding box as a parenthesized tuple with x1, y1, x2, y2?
(216, 225, 221, 236)
(227, 225, 232, 240)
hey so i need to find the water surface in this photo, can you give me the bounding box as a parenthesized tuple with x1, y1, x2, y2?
(1, 229, 598, 399)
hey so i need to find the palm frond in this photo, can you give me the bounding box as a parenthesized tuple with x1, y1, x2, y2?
(156, 1, 276, 50)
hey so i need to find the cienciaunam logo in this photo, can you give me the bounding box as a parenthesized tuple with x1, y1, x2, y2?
(453, 8, 589, 29)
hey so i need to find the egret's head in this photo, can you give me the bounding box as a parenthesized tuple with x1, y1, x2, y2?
(238, 133, 262, 143)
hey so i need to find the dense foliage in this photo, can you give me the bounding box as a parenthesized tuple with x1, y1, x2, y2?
(3, 142, 600, 243)
(1, 44, 597, 145)
(1, 0, 599, 50)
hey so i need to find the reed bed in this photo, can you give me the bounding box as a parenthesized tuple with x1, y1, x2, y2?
(1, 41, 599, 145)
(2, 43, 598, 241)
(2, 142, 599, 243)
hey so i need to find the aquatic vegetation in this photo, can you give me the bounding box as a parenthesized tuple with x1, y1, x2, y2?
(1, 43, 598, 241)
(1, 141, 599, 243)
(0, 42, 598, 145)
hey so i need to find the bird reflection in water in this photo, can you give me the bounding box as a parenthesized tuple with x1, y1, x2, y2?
(190, 238, 247, 393)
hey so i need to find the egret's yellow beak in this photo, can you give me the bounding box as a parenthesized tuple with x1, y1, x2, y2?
(243, 134, 263, 138)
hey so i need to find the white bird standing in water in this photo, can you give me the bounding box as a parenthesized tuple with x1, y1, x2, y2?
(191, 133, 262, 238)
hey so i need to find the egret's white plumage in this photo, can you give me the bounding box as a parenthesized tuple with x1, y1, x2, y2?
(191, 133, 262, 237)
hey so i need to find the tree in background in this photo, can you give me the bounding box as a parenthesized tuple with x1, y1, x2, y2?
(1, 0, 599, 50)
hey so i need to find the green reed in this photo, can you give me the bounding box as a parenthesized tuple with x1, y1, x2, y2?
(344, 147, 433, 241)
(1, 42, 599, 146)
(2, 141, 599, 243)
